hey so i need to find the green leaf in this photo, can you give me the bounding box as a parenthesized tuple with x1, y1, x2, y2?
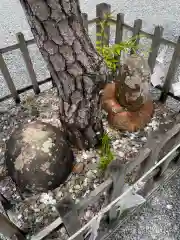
(111, 59, 119, 63)
(95, 15, 149, 73)
(103, 33, 108, 39)
(100, 22, 105, 28)
(96, 33, 102, 37)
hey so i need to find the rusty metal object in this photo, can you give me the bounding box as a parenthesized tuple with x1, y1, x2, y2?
(101, 55, 154, 132)
(116, 55, 152, 112)
(101, 82, 154, 132)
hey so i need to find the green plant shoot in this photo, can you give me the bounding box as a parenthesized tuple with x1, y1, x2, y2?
(96, 12, 150, 75)
(98, 133, 114, 171)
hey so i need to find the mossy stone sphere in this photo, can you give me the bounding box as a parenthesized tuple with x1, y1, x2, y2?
(5, 121, 74, 194)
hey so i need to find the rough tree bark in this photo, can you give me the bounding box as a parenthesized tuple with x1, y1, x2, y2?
(19, 0, 107, 149)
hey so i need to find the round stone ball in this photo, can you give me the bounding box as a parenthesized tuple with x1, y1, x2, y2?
(5, 120, 74, 194)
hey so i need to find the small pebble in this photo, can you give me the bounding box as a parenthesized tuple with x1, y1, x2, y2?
(83, 178, 88, 187)
(51, 199, 57, 205)
(141, 137, 147, 142)
(52, 206, 57, 212)
(36, 216, 43, 223)
(60, 227, 67, 235)
(132, 147, 138, 152)
(56, 191, 63, 198)
(69, 188, 73, 193)
(118, 151, 125, 158)
(166, 204, 173, 210)
(85, 210, 93, 220)
(92, 158, 97, 163)
(72, 163, 84, 174)
(145, 126, 151, 132)
(74, 185, 81, 190)
(76, 158, 81, 163)
(34, 208, 40, 213)
(82, 152, 88, 160)
(71, 194, 76, 200)
(130, 135, 135, 140)
(86, 170, 95, 179)
(75, 199, 80, 204)
(17, 214, 22, 219)
(113, 140, 120, 145)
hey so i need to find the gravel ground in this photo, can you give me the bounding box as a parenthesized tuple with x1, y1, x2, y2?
(0, 86, 179, 239)
(1, 0, 180, 101)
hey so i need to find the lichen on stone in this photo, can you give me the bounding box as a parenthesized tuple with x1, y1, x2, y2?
(40, 161, 54, 175)
(14, 149, 36, 173)
(41, 137, 54, 153)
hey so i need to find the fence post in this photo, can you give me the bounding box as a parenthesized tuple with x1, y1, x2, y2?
(0, 213, 26, 239)
(132, 19, 142, 44)
(159, 36, 180, 103)
(156, 125, 180, 176)
(106, 160, 125, 221)
(56, 195, 84, 240)
(115, 13, 124, 44)
(114, 13, 124, 75)
(130, 19, 142, 54)
(0, 53, 20, 103)
(0, 193, 12, 210)
(82, 13, 88, 32)
(16, 32, 40, 95)
(139, 124, 180, 195)
(148, 26, 164, 73)
(107, 148, 151, 221)
(96, 3, 111, 46)
(108, 171, 125, 221)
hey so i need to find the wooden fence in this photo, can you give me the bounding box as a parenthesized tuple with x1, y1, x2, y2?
(1, 2, 180, 240)
(1, 116, 180, 240)
(0, 2, 180, 104)
(0, 33, 52, 104)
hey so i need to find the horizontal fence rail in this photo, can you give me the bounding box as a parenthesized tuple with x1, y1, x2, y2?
(0, 2, 179, 104)
(0, 35, 52, 103)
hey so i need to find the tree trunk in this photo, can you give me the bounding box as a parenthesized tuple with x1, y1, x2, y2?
(19, 0, 107, 149)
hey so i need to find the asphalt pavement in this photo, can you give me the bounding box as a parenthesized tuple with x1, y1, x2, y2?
(103, 166, 180, 240)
